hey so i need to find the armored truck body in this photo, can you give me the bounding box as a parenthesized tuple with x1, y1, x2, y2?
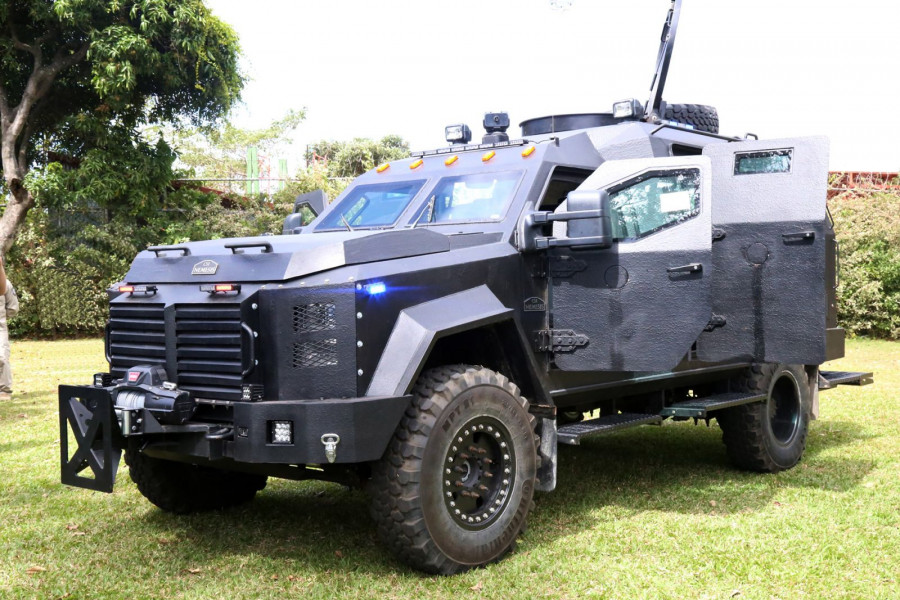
(59, 0, 872, 574)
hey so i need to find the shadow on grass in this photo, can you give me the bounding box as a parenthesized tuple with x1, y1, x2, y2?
(91, 418, 873, 575)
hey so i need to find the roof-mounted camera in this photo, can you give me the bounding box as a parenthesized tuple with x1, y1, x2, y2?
(482, 112, 510, 144)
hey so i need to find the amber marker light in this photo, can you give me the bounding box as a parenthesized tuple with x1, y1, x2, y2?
(118, 285, 134, 293)
(376, 163, 390, 173)
(410, 159, 424, 169)
(482, 150, 496, 162)
(521, 146, 536, 158)
(444, 155, 459, 166)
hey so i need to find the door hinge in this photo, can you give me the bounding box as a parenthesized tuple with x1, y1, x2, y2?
(703, 314, 726, 332)
(536, 329, 589, 352)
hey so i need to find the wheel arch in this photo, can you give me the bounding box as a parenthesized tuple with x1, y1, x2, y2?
(366, 285, 550, 406)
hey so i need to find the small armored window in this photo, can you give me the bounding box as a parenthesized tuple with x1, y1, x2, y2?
(607, 168, 701, 241)
(734, 148, 793, 175)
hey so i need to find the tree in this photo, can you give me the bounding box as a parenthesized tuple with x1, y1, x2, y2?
(308, 135, 410, 178)
(0, 0, 243, 253)
(172, 109, 305, 184)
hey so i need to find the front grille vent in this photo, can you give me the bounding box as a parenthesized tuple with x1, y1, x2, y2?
(109, 304, 166, 377)
(293, 302, 336, 333)
(175, 305, 243, 401)
(293, 339, 338, 368)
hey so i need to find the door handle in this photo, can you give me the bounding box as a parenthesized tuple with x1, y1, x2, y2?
(666, 263, 703, 274)
(782, 231, 815, 242)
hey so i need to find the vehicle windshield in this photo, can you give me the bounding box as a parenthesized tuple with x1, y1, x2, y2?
(410, 171, 522, 225)
(317, 179, 426, 230)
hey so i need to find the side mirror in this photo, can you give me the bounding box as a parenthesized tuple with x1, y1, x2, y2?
(294, 189, 328, 218)
(281, 212, 304, 235)
(521, 189, 614, 251)
(283, 189, 329, 234)
(565, 190, 613, 246)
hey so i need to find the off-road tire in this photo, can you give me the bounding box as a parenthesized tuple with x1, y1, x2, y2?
(716, 364, 811, 473)
(664, 103, 719, 134)
(125, 447, 268, 514)
(370, 365, 538, 574)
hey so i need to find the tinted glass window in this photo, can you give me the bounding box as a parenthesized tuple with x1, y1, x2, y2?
(608, 169, 700, 240)
(734, 148, 793, 175)
(411, 171, 522, 225)
(317, 180, 426, 230)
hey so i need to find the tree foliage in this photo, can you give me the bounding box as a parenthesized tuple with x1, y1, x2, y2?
(172, 109, 305, 182)
(307, 135, 409, 178)
(0, 0, 243, 252)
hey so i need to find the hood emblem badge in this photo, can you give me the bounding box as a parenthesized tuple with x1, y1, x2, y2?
(191, 260, 219, 275)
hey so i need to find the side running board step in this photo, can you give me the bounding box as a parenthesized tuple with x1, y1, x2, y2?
(660, 391, 767, 419)
(558, 412, 662, 446)
(818, 371, 874, 389)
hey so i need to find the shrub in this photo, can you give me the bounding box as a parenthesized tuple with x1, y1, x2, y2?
(831, 191, 900, 339)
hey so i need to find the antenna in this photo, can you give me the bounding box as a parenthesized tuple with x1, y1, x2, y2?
(643, 0, 682, 122)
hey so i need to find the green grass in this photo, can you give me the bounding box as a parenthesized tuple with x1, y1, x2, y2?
(1, 339, 898, 599)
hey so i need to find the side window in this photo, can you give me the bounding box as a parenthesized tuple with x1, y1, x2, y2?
(607, 169, 700, 240)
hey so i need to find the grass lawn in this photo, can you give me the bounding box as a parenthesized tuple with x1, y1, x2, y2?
(1, 338, 897, 599)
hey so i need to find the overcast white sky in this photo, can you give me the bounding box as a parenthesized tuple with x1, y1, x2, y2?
(206, 0, 900, 173)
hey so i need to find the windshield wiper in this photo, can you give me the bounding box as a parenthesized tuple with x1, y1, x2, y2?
(411, 195, 436, 228)
(339, 213, 355, 232)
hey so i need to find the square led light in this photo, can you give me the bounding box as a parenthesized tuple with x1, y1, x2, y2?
(612, 99, 636, 119)
(270, 420, 293, 445)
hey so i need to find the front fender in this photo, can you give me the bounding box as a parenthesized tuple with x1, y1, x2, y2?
(366, 285, 513, 398)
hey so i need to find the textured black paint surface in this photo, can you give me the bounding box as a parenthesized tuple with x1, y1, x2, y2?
(696, 221, 826, 364)
(551, 247, 710, 372)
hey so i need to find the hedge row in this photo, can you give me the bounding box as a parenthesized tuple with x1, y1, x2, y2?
(6, 190, 900, 340)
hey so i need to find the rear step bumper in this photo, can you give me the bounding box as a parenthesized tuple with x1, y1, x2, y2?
(818, 370, 874, 389)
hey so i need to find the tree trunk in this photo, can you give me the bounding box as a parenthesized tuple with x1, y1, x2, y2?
(0, 183, 34, 255)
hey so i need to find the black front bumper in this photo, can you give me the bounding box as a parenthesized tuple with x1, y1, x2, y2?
(59, 384, 411, 492)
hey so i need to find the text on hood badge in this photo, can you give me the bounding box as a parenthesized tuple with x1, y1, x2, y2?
(191, 259, 219, 275)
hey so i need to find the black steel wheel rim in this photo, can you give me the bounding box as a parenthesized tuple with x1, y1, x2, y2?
(442, 417, 515, 531)
(769, 373, 801, 446)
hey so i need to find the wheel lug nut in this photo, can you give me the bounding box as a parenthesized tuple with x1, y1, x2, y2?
(504, 468, 511, 474)
(445, 480, 451, 486)
(504, 454, 509, 461)
(445, 468, 451, 474)
(446, 491, 452, 498)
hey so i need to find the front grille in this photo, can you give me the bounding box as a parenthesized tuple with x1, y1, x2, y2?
(175, 305, 243, 401)
(108, 302, 245, 402)
(109, 304, 166, 377)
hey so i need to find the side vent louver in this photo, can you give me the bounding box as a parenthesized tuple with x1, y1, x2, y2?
(293, 339, 338, 368)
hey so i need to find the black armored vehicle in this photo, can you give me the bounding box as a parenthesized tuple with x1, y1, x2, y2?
(60, 0, 871, 574)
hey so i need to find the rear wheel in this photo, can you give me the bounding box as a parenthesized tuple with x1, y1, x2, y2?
(663, 103, 719, 134)
(125, 446, 267, 514)
(717, 364, 811, 472)
(370, 365, 538, 574)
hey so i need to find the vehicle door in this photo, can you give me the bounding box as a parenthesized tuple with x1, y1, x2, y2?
(696, 137, 829, 364)
(548, 156, 712, 372)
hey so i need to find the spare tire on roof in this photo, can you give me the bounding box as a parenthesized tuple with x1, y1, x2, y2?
(663, 103, 719, 134)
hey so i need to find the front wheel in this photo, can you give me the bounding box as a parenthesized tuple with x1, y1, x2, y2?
(717, 364, 812, 472)
(125, 446, 268, 514)
(370, 365, 538, 574)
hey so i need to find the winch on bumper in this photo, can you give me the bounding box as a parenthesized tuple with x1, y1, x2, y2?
(59, 365, 411, 493)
